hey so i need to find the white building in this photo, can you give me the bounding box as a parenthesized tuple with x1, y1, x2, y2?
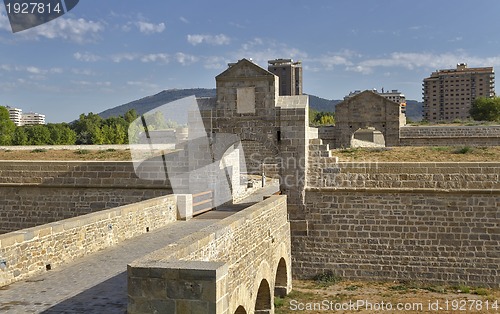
(6, 106, 23, 126)
(22, 112, 46, 125)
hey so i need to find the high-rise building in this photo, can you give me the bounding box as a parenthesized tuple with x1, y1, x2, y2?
(22, 112, 46, 125)
(345, 89, 407, 114)
(267, 59, 302, 96)
(423, 63, 495, 122)
(5, 106, 23, 126)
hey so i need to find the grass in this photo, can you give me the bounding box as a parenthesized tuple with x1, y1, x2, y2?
(312, 271, 342, 287)
(30, 148, 47, 153)
(74, 149, 91, 155)
(275, 280, 500, 314)
(452, 146, 473, 154)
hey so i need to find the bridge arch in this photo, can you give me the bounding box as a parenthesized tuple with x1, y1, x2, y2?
(234, 305, 247, 314)
(274, 258, 288, 297)
(255, 279, 272, 313)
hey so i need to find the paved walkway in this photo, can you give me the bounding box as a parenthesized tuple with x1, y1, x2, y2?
(0, 183, 280, 313)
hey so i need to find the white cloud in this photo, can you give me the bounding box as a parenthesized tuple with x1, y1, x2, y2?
(136, 21, 165, 34)
(127, 80, 159, 91)
(0, 7, 11, 31)
(140, 53, 169, 63)
(187, 34, 230, 46)
(111, 53, 139, 63)
(179, 16, 189, 24)
(234, 39, 308, 66)
(74, 52, 102, 62)
(21, 17, 104, 44)
(176, 52, 199, 65)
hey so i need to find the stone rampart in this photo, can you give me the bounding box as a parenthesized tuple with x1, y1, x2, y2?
(0, 194, 178, 287)
(296, 161, 500, 288)
(400, 126, 500, 146)
(0, 161, 171, 233)
(128, 195, 291, 314)
(308, 161, 500, 190)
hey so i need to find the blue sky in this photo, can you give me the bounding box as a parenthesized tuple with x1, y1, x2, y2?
(1, 0, 500, 122)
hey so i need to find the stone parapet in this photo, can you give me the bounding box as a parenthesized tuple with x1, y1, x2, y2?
(128, 195, 291, 314)
(0, 194, 177, 287)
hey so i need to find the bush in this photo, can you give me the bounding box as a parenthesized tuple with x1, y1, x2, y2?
(75, 149, 91, 155)
(313, 271, 342, 286)
(453, 146, 473, 154)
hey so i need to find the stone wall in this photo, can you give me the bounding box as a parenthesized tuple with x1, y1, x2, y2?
(0, 161, 171, 233)
(0, 194, 178, 287)
(297, 161, 500, 288)
(317, 126, 336, 148)
(128, 195, 291, 314)
(307, 161, 500, 190)
(400, 126, 500, 146)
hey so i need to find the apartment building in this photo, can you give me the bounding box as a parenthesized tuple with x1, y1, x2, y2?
(423, 63, 495, 122)
(5, 106, 23, 126)
(21, 112, 46, 125)
(268, 59, 303, 96)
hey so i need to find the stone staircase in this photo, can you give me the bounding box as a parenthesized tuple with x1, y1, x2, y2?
(308, 138, 339, 187)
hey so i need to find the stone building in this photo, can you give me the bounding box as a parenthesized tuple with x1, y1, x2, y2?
(334, 90, 405, 147)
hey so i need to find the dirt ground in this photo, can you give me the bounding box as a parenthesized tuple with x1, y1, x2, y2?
(0, 146, 499, 162)
(276, 280, 500, 313)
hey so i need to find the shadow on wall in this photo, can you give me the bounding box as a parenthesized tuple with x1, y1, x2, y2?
(0, 161, 172, 233)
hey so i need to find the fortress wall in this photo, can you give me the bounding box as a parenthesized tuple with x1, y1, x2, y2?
(0, 161, 171, 233)
(296, 162, 500, 287)
(307, 161, 500, 190)
(0, 194, 178, 287)
(128, 195, 291, 314)
(400, 126, 500, 146)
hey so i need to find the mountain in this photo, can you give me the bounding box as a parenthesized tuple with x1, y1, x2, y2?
(98, 88, 217, 119)
(98, 88, 422, 120)
(405, 100, 423, 121)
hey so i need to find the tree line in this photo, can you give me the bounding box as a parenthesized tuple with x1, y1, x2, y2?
(0, 107, 140, 146)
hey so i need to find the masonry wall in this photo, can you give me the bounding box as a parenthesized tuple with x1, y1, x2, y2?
(128, 195, 291, 314)
(0, 194, 178, 287)
(400, 126, 500, 146)
(297, 162, 500, 288)
(0, 161, 171, 233)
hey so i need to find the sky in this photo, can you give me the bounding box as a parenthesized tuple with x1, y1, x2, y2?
(1, 0, 500, 123)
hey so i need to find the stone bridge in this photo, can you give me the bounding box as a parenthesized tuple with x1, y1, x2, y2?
(128, 195, 291, 314)
(0, 182, 291, 314)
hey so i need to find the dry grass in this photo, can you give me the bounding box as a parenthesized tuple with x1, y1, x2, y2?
(334, 146, 500, 162)
(0, 146, 499, 162)
(0, 148, 133, 161)
(275, 280, 500, 314)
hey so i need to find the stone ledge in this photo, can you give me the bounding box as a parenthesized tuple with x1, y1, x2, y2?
(305, 187, 500, 195)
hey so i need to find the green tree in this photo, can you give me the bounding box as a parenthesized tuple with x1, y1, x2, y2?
(71, 113, 105, 144)
(470, 97, 500, 122)
(46, 123, 77, 145)
(124, 109, 138, 123)
(25, 125, 51, 145)
(309, 109, 335, 126)
(12, 127, 29, 145)
(0, 106, 16, 145)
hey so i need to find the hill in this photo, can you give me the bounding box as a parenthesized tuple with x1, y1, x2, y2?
(98, 88, 422, 120)
(98, 88, 217, 119)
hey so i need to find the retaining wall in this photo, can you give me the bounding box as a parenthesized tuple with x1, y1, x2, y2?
(400, 126, 500, 146)
(0, 161, 171, 233)
(296, 162, 500, 288)
(0, 194, 178, 287)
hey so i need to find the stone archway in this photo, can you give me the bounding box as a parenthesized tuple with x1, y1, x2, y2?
(351, 127, 386, 147)
(274, 258, 288, 298)
(234, 305, 247, 314)
(255, 279, 272, 314)
(334, 90, 404, 148)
